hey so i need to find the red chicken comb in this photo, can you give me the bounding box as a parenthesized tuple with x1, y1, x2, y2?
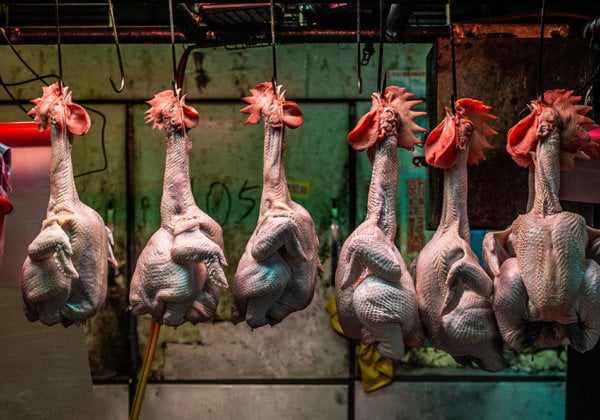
(458, 98, 497, 165)
(425, 106, 458, 169)
(507, 89, 597, 170)
(347, 86, 426, 153)
(240, 82, 303, 129)
(425, 98, 497, 169)
(28, 82, 91, 136)
(145, 89, 199, 132)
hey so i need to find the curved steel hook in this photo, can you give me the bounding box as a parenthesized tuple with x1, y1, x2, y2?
(108, 0, 125, 93)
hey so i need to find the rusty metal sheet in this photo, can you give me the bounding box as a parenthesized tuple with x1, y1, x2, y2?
(426, 37, 594, 229)
(454, 23, 570, 39)
(560, 159, 600, 204)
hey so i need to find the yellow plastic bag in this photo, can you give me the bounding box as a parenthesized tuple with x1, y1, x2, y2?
(325, 293, 393, 392)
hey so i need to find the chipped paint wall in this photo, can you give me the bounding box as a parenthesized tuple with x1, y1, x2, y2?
(0, 42, 565, 419)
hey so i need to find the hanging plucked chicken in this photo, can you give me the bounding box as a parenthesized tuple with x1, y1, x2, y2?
(412, 98, 506, 371)
(21, 82, 118, 326)
(484, 90, 600, 352)
(129, 90, 228, 327)
(335, 86, 426, 360)
(231, 82, 321, 328)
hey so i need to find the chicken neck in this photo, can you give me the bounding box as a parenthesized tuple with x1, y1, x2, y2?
(531, 132, 562, 217)
(160, 127, 197, 229)
(438, 148, 470, 241)
(365, 133, 398, 240)
(48, 123, 80, 213)
(260, 121, 291, 213)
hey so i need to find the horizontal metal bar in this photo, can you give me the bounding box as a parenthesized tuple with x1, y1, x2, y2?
(1, 26, 186, 44)
(92, 374, 566, 385)
(1, 22, 579, 47)
(0, 25, 449, 45)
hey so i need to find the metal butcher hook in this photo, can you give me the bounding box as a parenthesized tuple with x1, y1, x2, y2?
(108, 0, 125, 93)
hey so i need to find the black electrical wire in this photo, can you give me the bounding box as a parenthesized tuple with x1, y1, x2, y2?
(537, 0, 546, 101)
(448, 0, 457, 113)
(0, 26, 110, 178)
(270, 0, 278, 91)
(356, 0, 363, 94)
(376, 0, 384, 93)
(168, 0, 178, 95)
(73, 109, 109, 178)
(55, 0, 63, 90)
(0, 72, 30, 114)
(1, 74, 59, 87)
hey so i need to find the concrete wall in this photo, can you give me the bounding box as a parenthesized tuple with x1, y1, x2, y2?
(0, 42, 565, 419)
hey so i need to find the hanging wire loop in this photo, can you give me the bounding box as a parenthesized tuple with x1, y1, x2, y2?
(537, 0, 547, 102)
(356, 0, 363, 94)
(270, 0, 278, 92)
(168, 0, 179, 95)
(108, 0, 125, 93)
(376, 0, 385, 93)
(55, 0, 63, 89)
(448, 0, 457, 114)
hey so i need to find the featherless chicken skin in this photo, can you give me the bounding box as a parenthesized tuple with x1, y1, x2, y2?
(413, 98, 506, 371)
(484, 90, 600, 353)
(231, 82, 321, 328)
(22, 82, 118, 326)
(129, 90, 228, 327)
(335, 86, 427, 360)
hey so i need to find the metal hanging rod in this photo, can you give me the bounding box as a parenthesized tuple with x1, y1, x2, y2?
(0, 26, 450, 45)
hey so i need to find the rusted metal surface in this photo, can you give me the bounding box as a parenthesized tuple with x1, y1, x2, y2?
(454, 23, 570, 38)
(427, 37, 595, 230)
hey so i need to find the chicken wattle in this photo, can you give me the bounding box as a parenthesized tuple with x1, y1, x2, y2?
(334, 86, 426, 360)
(483, 89, 600, 352)
(129, 89, 228, 327)
(231, 82, 321, 328)
(21, 82, 118, 326)
(412, 98, 506, 371)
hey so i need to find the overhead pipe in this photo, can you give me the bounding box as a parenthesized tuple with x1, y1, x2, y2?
(0, 25, 448, 46)
(1, 27, 187, 45)
(236, 27, 448, 44)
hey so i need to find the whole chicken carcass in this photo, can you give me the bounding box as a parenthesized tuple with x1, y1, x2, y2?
(412, 98, 506, 371)
(483, 90, 600, 353)
(21, 82, 118, 326)
(335, 87, 426, 360)
(231, 82, 321, 328)
(129, 90, 228, 327)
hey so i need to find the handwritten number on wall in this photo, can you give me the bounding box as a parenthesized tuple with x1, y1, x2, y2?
(206, 181, 232, 226)
(205, 180, 260, 226)
(238, 180, 260, 222)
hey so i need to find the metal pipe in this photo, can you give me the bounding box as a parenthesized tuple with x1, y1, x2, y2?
(1, 27, 187, 44)
(0, 25, 449, 45)
(125, 103, 139, 411)
(241, 27, 449, 44)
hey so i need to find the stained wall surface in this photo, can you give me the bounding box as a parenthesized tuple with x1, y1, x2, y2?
(0, 42, 566, 419)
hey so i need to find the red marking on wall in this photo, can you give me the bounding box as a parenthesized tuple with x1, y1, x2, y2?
(407, 178, 426, 253)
